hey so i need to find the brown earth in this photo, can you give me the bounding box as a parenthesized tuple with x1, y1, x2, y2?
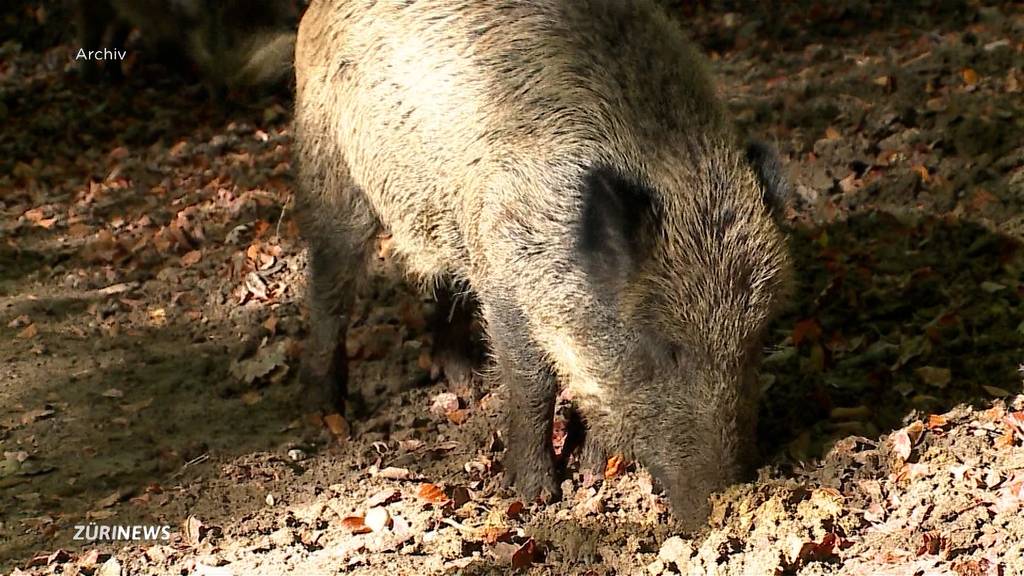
(1, 2, 1023, 575)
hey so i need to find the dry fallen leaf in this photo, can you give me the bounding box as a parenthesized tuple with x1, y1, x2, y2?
(179, 249, 202, 267)
(1002, 411, 1024, 443)
(417, 483, 448, 503)
(505, 501, 524, 520)
(323, 413, 350, 439)
(446, 409, 468, 425)
(491, 539, 538, 569)
(341, 516, 371, 535)
(604, 454, 626, 479)
(17, 324, 38, 339)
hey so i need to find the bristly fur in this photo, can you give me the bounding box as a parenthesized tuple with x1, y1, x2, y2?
(294, 0, 792, 529)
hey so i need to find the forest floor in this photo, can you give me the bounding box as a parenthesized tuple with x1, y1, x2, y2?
(2, 2, 1024, 575)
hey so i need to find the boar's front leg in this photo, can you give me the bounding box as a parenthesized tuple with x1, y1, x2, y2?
(295, 160, 378, 416)
(429, 284, 481, 389)
(486, 297, 561, 503)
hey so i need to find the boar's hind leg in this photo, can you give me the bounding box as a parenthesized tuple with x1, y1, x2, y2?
(74, 0, 116, 80)
(487, 298, 561, 503)
(429, 284, 481, 389)
(578, 429, 610, 476)
(296, 162, 378, 416)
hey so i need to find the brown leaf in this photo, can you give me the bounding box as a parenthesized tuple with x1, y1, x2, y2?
(961, 67, 979, 86)
(916, 532, 946, 556)
(451, 485, 471, 508)
(505, 501, 524, 520)
(794, 533, 839, 565)
(953, 558, 995, 576)
(262, 315, 278, 335)
(604, 454, 626, 479)
(17, 324, 38, 339)
(906, 421, 925, 444)
(417, 483, 448, 503)
(179, 250, 202, 267)
(1002, 411, 1024, 443)
(995, 429, 1016, 449)
(323, 413, 350, 440)
(341, 516, 372, 535)
(446, 409, 468, 425)
(925, 414, 949, 430)
(911, 164, 930, 184)
(511, 539, 538, 569)
(791, 319, 821, 346)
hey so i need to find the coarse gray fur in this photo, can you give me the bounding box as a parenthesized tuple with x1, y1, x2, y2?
(293, 0, 792, 529)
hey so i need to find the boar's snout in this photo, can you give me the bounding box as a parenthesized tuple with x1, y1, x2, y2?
(638, 362, 759, 531)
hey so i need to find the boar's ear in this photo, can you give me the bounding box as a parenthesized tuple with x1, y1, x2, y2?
(578, 166, 660, 286)
(746, 140, 790, 218)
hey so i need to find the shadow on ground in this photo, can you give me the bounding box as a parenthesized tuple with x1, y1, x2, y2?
(760, 211, 1023, 460)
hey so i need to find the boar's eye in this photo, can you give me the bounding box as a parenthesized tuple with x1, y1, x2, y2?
(577, 165, 661, 288)
(745, 140, 791, 218)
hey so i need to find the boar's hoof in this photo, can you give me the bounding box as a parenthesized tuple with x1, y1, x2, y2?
(429, 347, 477, 389)
(502, 452, 561, 504)
(298, 363, 345, 416)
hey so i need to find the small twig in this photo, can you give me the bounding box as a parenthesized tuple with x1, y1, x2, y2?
(275, 193, 292, 240)
(440, 517, 478, 535)
(171, 453, 210, 479)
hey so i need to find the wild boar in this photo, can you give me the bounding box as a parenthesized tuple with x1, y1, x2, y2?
(72, 0, 296, 94)
(293, 0, 792, 529)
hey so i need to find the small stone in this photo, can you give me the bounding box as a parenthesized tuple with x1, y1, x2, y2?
(96, 557, 122, 576)
(658, 536, 693, 568)
(648, 559, 665, 574)
(269, 528, 295, 547)
(365, 507, 391, 532)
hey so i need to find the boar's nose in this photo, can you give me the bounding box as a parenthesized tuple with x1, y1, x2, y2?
(669, 483, 714, 532)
